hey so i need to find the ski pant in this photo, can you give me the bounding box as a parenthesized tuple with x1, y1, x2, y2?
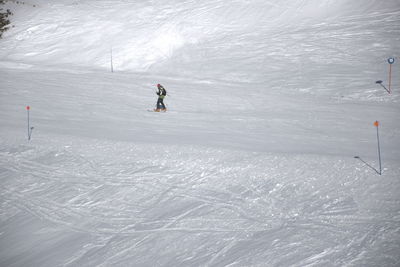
(157, 98, 166, 110)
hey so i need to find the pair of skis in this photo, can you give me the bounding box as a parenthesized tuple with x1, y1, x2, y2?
(147, 109, 167, 112)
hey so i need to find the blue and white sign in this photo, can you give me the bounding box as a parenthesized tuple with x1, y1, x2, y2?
(388, 57, 395, 64)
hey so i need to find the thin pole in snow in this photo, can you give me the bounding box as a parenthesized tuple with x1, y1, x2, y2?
(388, 57, 395, 94)
(27, 106, 30, 140)
(26, 106, 33, 141)
(389, 63, 392, 94)
(110, 47, 114, 73)
(374, 121, 382, 175)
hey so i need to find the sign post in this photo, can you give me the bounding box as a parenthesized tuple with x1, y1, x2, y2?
(388, 57, 395, 94)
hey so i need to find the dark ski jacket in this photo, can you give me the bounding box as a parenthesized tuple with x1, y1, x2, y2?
(157, 85, 167, 99)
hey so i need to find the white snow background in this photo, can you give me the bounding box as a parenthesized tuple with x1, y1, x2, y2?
(1, 0, 400, 266)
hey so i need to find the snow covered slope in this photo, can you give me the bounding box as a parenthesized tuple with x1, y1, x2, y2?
(2, 0, 400, 83)
(1, 0, 400, 266)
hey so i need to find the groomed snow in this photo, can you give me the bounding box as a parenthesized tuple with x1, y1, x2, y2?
(1, 0, 400, 266)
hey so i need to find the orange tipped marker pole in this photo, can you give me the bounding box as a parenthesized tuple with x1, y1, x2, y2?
(374, 121, 382, 175)
(26, 106, 33, 141)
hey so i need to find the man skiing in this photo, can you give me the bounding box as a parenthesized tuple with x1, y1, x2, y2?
(155, 84, 167, 112)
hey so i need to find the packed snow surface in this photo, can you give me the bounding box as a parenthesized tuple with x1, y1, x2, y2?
(1, 0, 400, 266)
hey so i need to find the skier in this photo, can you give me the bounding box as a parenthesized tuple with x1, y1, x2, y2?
(155, 84, 167, 112)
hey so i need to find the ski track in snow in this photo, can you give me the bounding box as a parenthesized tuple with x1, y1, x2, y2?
(1, 0, 400, 266)
(1, 132, 400, 266)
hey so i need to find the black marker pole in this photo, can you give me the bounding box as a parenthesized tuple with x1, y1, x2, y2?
(27, 106, 30, 140)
